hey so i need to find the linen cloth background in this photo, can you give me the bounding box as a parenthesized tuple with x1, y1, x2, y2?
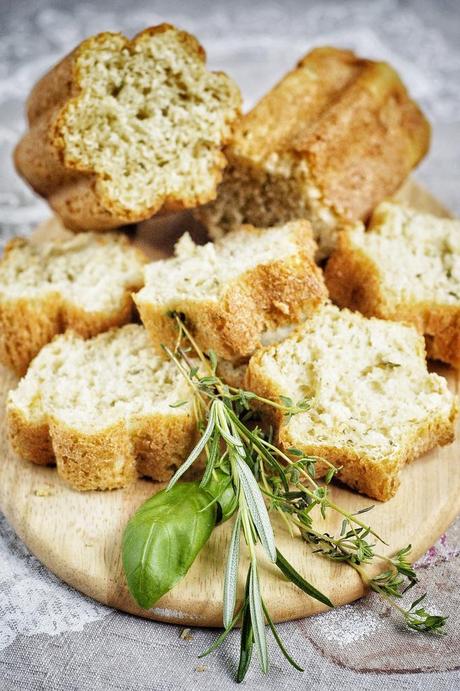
(0, 0, 459, 689)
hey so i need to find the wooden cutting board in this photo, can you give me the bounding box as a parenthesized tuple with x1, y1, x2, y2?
(0, 180, 459, 627)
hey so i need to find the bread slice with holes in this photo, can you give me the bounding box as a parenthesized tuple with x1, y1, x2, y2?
(14, 24, 241, 231)
(195, 47, 430, 259)
(246, 304, 457, 501)
(325, 203, 460, 368)
(134, 220, 328, 361)
(7, 325, 199, 491)
(0, 232, 146, 375)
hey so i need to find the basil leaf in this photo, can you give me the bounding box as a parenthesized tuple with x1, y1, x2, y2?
(122, 482, 216, 609)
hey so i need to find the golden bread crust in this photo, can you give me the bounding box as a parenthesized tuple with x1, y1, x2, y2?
(325, 232, 460, 369)
(7, 385, 198, 492)
(47, 417, 138, 490)
(197, 47, 430, 251)
(0, 235, 146, 375)
(135, 222, 328, 361)
(8, 407, 198, 491)
(245, 314, 458, 502)
(7, 405, 55, 465)
(14, 24, 241, 231)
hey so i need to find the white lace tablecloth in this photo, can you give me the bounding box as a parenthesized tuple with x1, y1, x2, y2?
(1, 1, 460, 689)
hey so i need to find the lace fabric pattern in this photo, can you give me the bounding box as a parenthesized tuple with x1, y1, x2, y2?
(0, 1, 459, 688)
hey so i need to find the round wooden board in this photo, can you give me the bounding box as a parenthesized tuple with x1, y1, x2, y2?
(0, 181, 459, 627)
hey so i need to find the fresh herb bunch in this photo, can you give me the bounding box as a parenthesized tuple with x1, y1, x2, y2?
(122, 314, 446, 683)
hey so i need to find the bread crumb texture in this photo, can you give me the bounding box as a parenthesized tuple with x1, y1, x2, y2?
(196, 47, 430, 259)
(7, 325, 199, 490)
(326, 202, 460, 367)
(14, 24, 241, 230)
(134, 220, 328, 360)
(0, 232, 146, 375)
(247, 304, 457, 501)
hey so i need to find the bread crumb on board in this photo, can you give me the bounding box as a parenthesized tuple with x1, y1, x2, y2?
(33, 485, 55, 497)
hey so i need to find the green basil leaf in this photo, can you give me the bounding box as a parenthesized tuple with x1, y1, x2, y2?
(122, 482, 216, 609)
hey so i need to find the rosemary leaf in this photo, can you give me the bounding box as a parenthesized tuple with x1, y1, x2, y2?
(249, 563, 269, 674)
(223, 513, 242, 629)
(167, 401, 217, 489)
(236, 455, 277, 563)
(199, 607, 244, 658)
(237, 576, 254, 683)
(262, 599, 303, 672)
(276, 549, 333, 608)
(199, 430, 220, 487)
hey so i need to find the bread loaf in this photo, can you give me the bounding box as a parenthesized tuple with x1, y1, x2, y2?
(196, 47, 430, 259)
(15, 24, 241, 231)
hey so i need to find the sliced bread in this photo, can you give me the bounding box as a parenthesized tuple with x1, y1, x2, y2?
(7, 325, 198, 491)
(325, 202, 460, 368)
(246, 304, 457, 501)
(0, 232, 146, 375)
(15, 24, 241, 231)
(195, 47, 430, 259)
(134, 220, 328, 361)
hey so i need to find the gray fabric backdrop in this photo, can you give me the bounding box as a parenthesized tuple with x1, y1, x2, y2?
(1, 1, 459, 689)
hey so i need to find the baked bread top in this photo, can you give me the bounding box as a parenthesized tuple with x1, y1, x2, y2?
(231, 47, 428, 180)
(0, 232, 146, 374)
(246, 304, 457, 501)
(195, 47, 430, 257)
(7, 325, 198, 490)
(325, 202, 460, 367)
(134, 220, 328, 361)
(14, 24, 241, 231)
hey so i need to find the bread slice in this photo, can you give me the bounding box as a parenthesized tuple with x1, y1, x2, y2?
(7, 325, 198, 491)
(195, 47, 430, 259)
(134, 220, 328, 361)
(0, 232, 146, 375)
(14, 24, 241, 231)
(325, 203, 460, 368)
(246, 304, 457, 501)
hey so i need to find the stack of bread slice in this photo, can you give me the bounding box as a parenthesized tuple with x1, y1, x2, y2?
(2, 23, 457, 499)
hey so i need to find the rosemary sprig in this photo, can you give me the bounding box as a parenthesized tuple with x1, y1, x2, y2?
(132, 314, 447, 682)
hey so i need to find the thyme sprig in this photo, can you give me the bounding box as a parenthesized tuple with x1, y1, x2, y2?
(164, 314, 447, 680)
